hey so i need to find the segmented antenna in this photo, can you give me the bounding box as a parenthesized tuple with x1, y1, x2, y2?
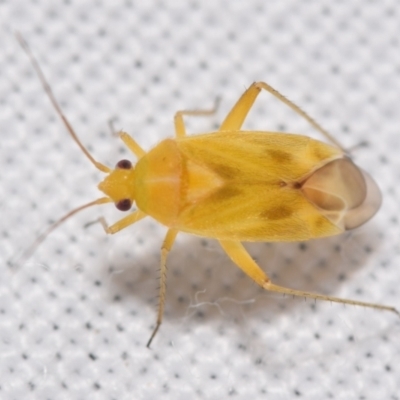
(10, 34, 114, 268)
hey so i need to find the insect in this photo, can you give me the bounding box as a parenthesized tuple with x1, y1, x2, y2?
(16, 34, 398, 347)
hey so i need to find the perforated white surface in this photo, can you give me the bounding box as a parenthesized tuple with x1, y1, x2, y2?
(1, 1, 400, 399)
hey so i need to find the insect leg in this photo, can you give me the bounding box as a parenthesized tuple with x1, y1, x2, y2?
(98, 209, 147, 234)
(254, 82, 344, 150)
(118, 131, 147, 159)
(220, 81, 344, 151)
(107, 118, 147, 159)
(219, 239, 399, 315)
(147, 228, 179, 348)
(219, 82, 260, 131)
(174, 98, 220, 138)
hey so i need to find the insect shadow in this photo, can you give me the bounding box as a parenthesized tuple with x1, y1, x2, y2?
(106, 224, 382, 327)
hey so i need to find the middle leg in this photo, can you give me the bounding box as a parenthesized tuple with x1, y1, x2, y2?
(146, 228, 179, 347)
(174, 98, 220, 137)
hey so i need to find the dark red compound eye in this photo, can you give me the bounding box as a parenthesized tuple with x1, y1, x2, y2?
(115, 199, 132, 211)
(116, 159, 132, 169)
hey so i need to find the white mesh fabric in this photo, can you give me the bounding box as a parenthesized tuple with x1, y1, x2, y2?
(1, 1, 400, 399)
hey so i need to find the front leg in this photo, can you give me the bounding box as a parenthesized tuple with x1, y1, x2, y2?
(98, 209, 147, 234)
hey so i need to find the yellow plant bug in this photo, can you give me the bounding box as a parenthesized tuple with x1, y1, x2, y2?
(15, 34, 399, 347)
